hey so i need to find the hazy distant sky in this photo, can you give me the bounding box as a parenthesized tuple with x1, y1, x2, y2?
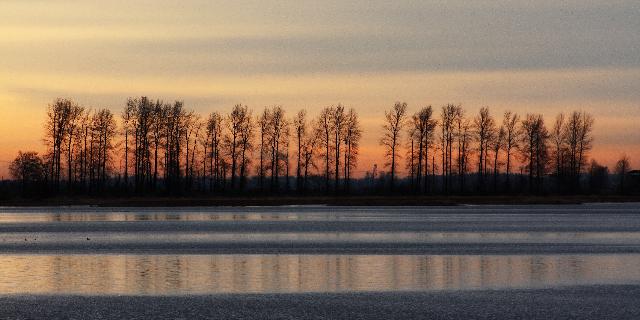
(1, 1, 639, 176)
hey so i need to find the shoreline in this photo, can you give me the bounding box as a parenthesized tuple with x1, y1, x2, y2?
(2, 242, 640, 255)
(1, 194, 639, 207)
(2, 285, 639, 319)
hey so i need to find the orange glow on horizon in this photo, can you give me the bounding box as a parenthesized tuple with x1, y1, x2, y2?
(1, 1, 639, 178)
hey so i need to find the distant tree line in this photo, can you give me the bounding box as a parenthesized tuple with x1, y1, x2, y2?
(4, 97, 639, 197)
(383, 103, 637, 196)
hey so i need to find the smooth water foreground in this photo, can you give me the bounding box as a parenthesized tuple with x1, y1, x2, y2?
(0, 204, 639, 295)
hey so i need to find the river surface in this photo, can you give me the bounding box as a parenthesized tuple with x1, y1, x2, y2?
(0, 203, 639, 295)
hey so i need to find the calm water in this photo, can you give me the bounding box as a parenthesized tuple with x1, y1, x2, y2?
(1, 204, 639, 295)
(1, 254, 639, 295)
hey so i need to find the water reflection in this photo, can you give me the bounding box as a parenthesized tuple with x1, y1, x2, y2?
(0, 254, 638, 295)
(1, 205, 639, 224)
(0, 211, 306, 223)
(3, 231, 640, 246)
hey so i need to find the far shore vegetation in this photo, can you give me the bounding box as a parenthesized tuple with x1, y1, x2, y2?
(3, 97, 640, 204)
(1, 195, 640, 207)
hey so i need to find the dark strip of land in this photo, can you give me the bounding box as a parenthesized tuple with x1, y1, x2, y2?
(1, 194, 639, 207)
(2, 242, 640, 255)
(2, 285, 640, 319)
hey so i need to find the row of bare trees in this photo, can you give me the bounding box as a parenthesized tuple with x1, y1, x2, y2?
(315, 105, 363, 193)
(379, 102, 596, 194)
(44, 98, 117, 192)
(37, 98, 364, 195)
(10, 97, 634, 196)
(551, 111, 595, 191)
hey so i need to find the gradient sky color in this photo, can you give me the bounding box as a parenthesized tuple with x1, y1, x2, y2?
(1, 1, 639, 177)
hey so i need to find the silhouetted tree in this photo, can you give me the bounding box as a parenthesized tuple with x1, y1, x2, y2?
(126, 97, 155, 192)
(474, 107, 495, 191)
(317, 107, 333, 193)
(406, 125, 417, 190)
(302, 121, 320, 192)
(64, 104, 84, 191)
(74, 110, 91, 189)
(44, 98, 81, 192)
(282, 122, 292, 192)
(10, 151, 45, 194)
(293, 110, 307, 192)
(121, 102, 135, 189)
(205, 112, 223, 191)
(225, 105, 249, 190)
(185, 112, 201, 190)
(615, 155, 630, 194)
(239, 109, 254, 190)
(409, 106, 437, 193)
(454, 107, 470, 193)
(550, 111, 595, 192)
(258, 109, 270, 191)
(491, 125, 506, 192)
(90, 108, 117, 190)
(164, 101, 187, 193)
(566, 111, 594, 190)
(503, 111, 520, 190)
(439, 104, 458, 193)
(343, 108, 362, 192)
(331, 105, 346, 193)
(380, 102, 407, 191)
(150, 100, 167, 189)
(519, 114, 549, 193)
(551, 113, 567, 183)
(265, 106, 288, 192)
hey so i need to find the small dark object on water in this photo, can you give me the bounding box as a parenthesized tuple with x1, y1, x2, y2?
(87, 238, 90, 241)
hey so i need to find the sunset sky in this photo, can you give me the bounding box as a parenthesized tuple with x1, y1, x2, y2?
(1, 1, 639, 177)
